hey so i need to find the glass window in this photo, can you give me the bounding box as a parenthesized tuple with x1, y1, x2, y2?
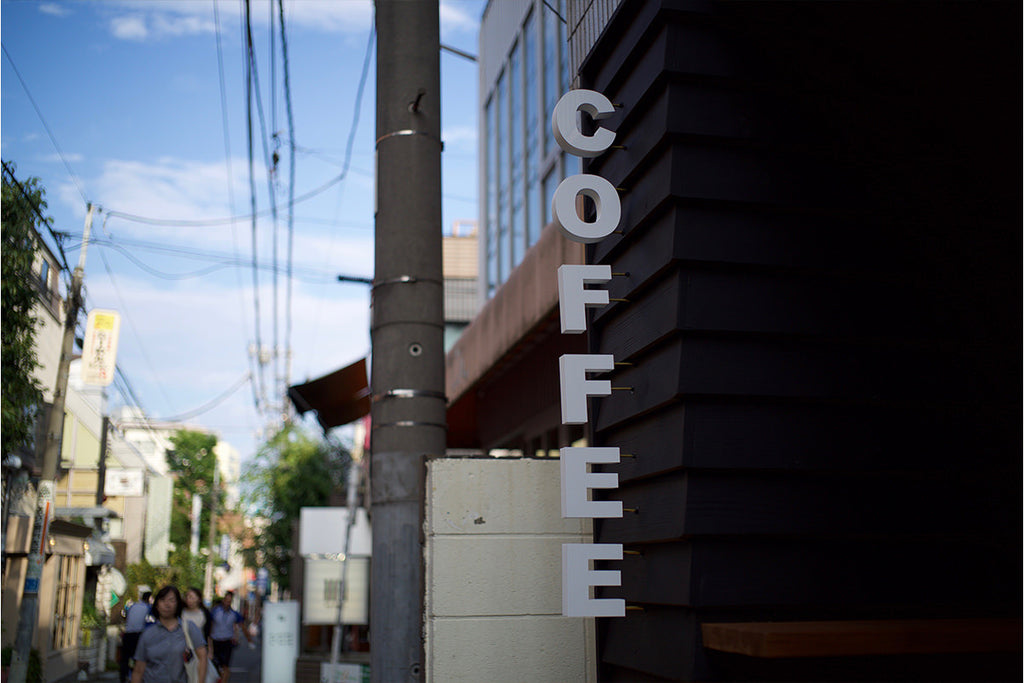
(543, 168, 559, 227)
(510, 40, 525, 271)
(524, 10, 542, 246)
(564, 152, 580, 177)
(560, 0, 571, 95)
(39, 260, 49, 291)
(543, 2, 560, 158)
(486, 96, 499, 297)
(496, 69, 509, 285)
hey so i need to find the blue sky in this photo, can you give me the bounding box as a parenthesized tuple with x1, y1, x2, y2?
(2, 0, 484, 462)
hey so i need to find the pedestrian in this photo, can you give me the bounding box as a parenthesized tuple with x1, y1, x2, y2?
(181, 588, 212, 645)
(131, 586, 208, 683)
(209, 592, 251, 683)
(121, 590, 152, 683)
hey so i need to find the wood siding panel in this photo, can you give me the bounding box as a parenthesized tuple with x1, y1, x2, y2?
(575, 1, 1020, 681)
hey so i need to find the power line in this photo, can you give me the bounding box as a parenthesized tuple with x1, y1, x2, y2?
(244, 0, 267, 416)
(97, 243, 176, 413)
(212, 0, 254, 407)
(101, 170, 349, 227)
(278, 0, 297, 403)
(150, 372, 252, 423)
(67, 235, 345, 283)
(243, 3, 282, 413)
(1, 159, 73, 276)
(307, 22, 375, 361)
(1, 43, 89, 205)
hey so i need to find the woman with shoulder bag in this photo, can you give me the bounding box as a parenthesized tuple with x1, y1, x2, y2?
(131, 586, 208, 683)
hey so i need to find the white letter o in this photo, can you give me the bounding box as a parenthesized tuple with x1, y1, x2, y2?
(552, 174, 621, 244)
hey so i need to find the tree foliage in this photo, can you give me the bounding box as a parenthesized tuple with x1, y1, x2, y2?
(243, 425, 348, 590)
(123, 547, 205, 612)
(166, 429, 222, 551)
(1, 165, 48, 459)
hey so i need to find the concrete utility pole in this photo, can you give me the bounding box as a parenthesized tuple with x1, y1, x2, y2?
(10, 204, 95, 683)
(203, 460, 220, 602)
(371, 2, 445, 681)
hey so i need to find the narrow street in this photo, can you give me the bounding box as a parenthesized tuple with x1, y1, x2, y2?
(222, 638, 262, 683)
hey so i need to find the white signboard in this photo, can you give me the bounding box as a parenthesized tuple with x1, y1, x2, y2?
(299, 507, 372, 557)
(261, 601, 299, 683)
(320, 662, 367, 683)
(302, 557, 369, 625)
(82, 309, 120, 386)
(105, 469, 144, 497)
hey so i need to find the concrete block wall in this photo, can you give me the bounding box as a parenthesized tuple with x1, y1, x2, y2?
(425, 457, 596, 683)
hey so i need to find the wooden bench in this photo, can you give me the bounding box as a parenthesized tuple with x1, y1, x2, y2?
(701, 619, 1022, 659)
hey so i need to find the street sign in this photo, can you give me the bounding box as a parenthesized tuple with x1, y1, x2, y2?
(82, 310, 120, 386)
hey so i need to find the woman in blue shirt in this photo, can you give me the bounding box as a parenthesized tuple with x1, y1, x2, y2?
(131, 586, 208, 683)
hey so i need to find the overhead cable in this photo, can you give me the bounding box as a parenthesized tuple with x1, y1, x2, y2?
(244, 0, 267, 415)
(1, 159, 73, 275)
(243, 3, 282, 410)
(1, 43, 90, 204)
(150, 372, 253, 423)
(212, 0, 253, 373)
(278, 0, 297, 400)
(96, 247, 176, 412)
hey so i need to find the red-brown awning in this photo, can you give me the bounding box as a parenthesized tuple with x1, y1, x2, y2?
(288, 358, 370, 432)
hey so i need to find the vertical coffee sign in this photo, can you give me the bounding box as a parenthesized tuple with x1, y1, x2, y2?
(552, 90, 626, 618)
(82, 309, 120, 386)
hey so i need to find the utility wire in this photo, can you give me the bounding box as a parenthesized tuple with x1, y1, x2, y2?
(1, 159, 73, 275)
(244, 0, 267, 416)
(213, 0, 254, 406)
(308, 22, 375, 360)
(1, 43, 89, 204)
(277, 0, 297, 404)
(244, 13, 281, 415)
(67, 236, 343, 283)
(151, 372, 252, 423)
(97, 235, 176, 412)
(102, 171, 349, 227)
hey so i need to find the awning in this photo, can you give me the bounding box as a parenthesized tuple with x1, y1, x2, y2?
(288, 357, 371, 432)
(85, 533, 117, 566)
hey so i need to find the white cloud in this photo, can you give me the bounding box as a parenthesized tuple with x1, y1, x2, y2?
(78, 157, 255, 242)
(103, 0, 372, 41)
(39, 3, 71, 17)
(110, 15, 148, 41)
(151, 12, 215, 37)
(41, 152, 84, 164)
(84, 262, 372, 459)
(440, 1, 481, 37)
(102, 0, 476, 42)
(442, 124, 476, 149)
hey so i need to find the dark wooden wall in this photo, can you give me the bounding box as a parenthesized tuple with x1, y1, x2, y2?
(579, 1, 1021, 680)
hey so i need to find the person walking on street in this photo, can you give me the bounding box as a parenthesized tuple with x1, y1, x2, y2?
(131, 586, 207, 683)
(121, 591, 152, 683)
(210, 591, 251, 683)
(182, 588, 212, 645)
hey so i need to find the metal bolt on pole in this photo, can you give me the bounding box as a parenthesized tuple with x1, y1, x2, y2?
(371, 2, 445, 681)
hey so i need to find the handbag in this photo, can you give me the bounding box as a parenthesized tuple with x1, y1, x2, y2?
(205, 658, 221, 683)
(181, 620, 203, 683)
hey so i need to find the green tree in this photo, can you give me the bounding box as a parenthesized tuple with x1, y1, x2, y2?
(1, 165, 48, 459)
(166, 429, 221, 551)
(244, 425, 349, 590)
(122, 547, 205, 612)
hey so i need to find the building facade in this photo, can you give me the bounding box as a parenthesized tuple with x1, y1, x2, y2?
(449, 1, 1020, 680)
